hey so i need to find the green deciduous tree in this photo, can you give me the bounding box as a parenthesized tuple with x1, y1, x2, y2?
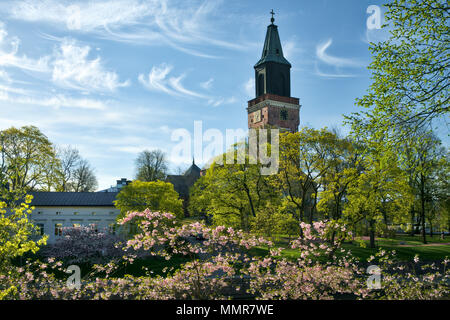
(189, 141, 277, 232)
(343, 143, 413, 248)
(114, 180, 183, 220)
(135, 149, 168, 182)
(273, 128, 340, 225)
(0, 195, 47, 274)
(317, 134, 363, 221)
(348, 0, 449, 142)
(0, 126, 58, 191)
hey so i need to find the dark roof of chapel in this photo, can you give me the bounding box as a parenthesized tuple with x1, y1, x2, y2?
(28, 192, 118, 207)
(184, 163, 201, 176)
(166, 162, 201, 199)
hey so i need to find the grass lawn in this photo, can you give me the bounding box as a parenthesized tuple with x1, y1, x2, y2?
(250, 234, 450, 262)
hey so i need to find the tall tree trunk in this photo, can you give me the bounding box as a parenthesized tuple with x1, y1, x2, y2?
(428, 217, 433, 238)
(243, 184, 256, 218)
(420, 173, 427, 244)
(330, 230, 336, 245)
(298, 209, 304, 238)
(382, 209, 388, 226)
(335, 195, 341, 220)
(309, 196, 315, 224)
(410, 207, 416, 236)
(369, 219, 376, 249)
(421, 214, 427, 244)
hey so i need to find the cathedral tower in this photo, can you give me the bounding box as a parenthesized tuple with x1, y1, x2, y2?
(247, 11, 300, 133)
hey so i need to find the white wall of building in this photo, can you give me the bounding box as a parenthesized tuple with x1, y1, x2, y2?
(30, 206, 121, 243)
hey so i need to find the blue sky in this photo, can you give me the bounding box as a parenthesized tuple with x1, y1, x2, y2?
(0, 0, 446, 190)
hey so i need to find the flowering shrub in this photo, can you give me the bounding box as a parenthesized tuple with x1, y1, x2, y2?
(365, 250, 450, 299)
(0, 258, 67, 299)
(1, 210, 449, 300)
(40, 225, 124, 264)
(117, 209, 272, 299)
(245, 221, 369, 299)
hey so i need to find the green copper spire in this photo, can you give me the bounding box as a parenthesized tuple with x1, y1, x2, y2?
(254, 11, 291, 68)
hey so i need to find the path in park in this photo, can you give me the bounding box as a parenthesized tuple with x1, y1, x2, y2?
(359, 236, 450, 247)
(398, 242, 450, 247)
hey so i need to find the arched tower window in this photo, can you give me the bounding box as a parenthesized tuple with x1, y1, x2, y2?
(280, 73, 286, 96)
(257, 74, 265, 97)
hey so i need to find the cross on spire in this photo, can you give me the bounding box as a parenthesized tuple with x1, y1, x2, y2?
(270, 9, 275, 24)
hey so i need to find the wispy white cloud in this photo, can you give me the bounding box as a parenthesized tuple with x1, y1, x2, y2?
(5, 0, 245, 58)
(313, 62, 355, 79)
(0, 83, 35, 95)
(138, 63, 180, 96)
(0, 87, 109, 110)
(244, 78, 254, 98)
(0, 69, 11, 82)
(314, 39, 364, 78)
(110, 146, 147, 154)
(0, 22, 128, 93)
(139, 63, 208, 99)
(139, 63, 236, 107)
(8, 0, 151, 31)
(51, 38, 130, 92)
(200, 78, 214, 90)
(316, 39, 362, 68)
(282, 39, 302, 61)
(0, 21, 50, 72)
(207, 96, 237, 107)
(169, 74, 209, 99)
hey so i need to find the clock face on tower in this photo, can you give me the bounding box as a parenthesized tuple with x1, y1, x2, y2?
(280, 109, 288, 120)
(254, 109, 261, 122)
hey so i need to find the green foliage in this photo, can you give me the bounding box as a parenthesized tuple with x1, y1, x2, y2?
(252, 204, 285, 239)
(189, 141, 278, 232)
(0, 195, 47, 273)
(342, 143, 414, 247)
(347, 0, 449, 142)
(0, 126, 59, 191)
(344, 0, 450, 242)
(401, 132, 448, 241)
(273, 128, 354, 223)
(114, 180, 183, 220)
(316, 134, 362, 220)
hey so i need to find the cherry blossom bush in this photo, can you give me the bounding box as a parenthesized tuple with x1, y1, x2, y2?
(114, 209, 272, 299)
(0, 258, 68, 299)
(1, 210, 449, 300)
(365, 250, 450, 299)
(244, 221, 370, 299)
(40, 225, 125, 264)
(245, 221, 449, 300)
